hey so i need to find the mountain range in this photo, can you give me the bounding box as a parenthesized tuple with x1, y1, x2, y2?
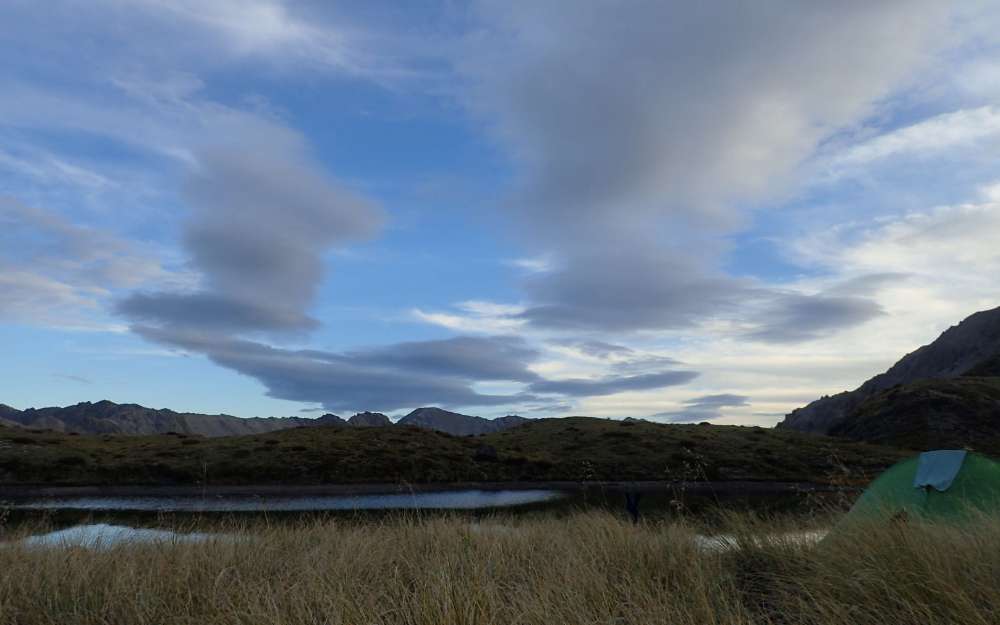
(0, 401, 527, 438)
(780, 305, 1000, 451)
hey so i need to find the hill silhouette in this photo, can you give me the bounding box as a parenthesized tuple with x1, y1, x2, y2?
(0, 401, 528, 437)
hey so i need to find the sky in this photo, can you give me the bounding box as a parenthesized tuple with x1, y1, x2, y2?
(3, 1, 1000, 425)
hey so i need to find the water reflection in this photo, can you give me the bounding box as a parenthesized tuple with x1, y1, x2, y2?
(17, 524, 218, 548)
(13, 522, 829, 551)
(10, 489, 563, 512)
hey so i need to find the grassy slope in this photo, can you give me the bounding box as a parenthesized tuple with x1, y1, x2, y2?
(2, 512, 1000, 624)
(0, 417, 905, 486)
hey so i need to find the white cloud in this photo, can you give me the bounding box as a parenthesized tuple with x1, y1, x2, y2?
(679, 195, 1000, 424)
(829, 106, 1000, 169)
(793, 198, 1000, 286)
(412, 301, 527, 334)
(506, 256, 552, 273)
(121, 0, 393, 76)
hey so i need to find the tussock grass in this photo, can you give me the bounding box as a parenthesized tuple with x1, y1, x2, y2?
(1, 511, 998, 624)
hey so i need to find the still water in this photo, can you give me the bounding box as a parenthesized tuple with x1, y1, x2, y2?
(16, 523, 221, 548)
(7, 489, 564, 512)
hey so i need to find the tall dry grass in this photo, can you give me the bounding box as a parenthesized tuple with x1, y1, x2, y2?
(1, 511, 999, 625)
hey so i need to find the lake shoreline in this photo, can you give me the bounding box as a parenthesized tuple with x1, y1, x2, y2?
(0, 479, 854, 499)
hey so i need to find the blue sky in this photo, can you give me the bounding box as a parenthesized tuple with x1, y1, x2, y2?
(3, 1, 1000, 424)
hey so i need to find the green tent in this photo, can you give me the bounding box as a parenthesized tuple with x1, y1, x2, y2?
(847, 450, 1000, 520)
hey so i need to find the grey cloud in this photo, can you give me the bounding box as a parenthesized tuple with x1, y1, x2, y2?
(134, 322, 694, 410)
(465, 1, 945, 236)
(343, 336, 541, 383)
(651, 393, 750, 423)
(824, 273, 911, 296)
(519, 247, 748, 332)
(746, 293, 885, 344)
(611, 355, 683, 375)
(508, 244, 885, 341)
(460, 2, 945, 337)
(521, 401, 573, 414)
(118, 132, 383, 335)
(550, 339, 682, 372)
(229, 352, 524, 413)
(119, 292, 317, 334)
(134, 326, 539, 413)
(530, 370, 698, 398)
(684, 394, 750, 408)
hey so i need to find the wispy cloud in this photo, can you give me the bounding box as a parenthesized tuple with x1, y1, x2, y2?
(412, 301, 527, 334)
(530, 370, 699, 398)
(0, 199, 176, 328)
(826, 105, 1000, 172)
(52, 373, 93, 385)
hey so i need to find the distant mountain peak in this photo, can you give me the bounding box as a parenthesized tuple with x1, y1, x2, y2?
(314, 413, 347, 426)
(406, 407, 454, 418)
(399, 407, 529, 436)
(348, 412, 392, 427)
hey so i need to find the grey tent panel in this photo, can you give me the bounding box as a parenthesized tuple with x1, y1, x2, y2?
(913, 450, 967, 492)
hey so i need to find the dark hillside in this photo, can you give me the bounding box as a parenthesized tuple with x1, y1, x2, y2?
(0, 416, 904, 486)
(830, 377, 1000, 453)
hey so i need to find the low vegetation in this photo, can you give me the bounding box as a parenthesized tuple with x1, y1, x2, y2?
(0, 417, 905, 485)
(1, 510, 998, 624)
